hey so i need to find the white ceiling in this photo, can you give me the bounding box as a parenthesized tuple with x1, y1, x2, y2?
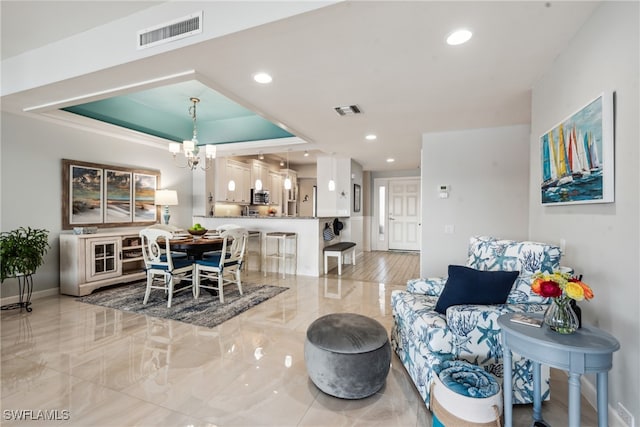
(0, 1, 600, 171)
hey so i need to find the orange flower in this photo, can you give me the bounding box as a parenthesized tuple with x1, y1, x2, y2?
(531, 278, 543, 295)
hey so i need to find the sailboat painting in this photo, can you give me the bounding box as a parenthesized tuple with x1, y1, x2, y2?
(540, 91, 614, 205)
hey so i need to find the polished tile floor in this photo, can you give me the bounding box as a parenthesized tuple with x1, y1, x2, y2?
(1, 252, 597, 426)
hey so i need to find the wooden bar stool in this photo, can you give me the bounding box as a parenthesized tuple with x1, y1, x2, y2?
(263, 232, 297, 278)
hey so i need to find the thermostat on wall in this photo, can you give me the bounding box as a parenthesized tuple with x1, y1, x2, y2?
(438, 185, 449, 199)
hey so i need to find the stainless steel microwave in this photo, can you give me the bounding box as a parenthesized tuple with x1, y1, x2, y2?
(251, 189, 270, 205)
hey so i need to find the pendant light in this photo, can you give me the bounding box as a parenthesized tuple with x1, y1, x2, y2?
(255, 152, 263, 190)
(328, 153, 336, 191)
(284, 149, 292, 190)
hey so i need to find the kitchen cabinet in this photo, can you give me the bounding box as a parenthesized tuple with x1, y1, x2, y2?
(251, 160, 270, 192)
(60, 231, 146, 296)
(269, 171, 282, 207)
(215, 158, 250, 203)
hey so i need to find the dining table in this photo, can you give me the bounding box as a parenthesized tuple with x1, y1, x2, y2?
(169, 235, 224, 260)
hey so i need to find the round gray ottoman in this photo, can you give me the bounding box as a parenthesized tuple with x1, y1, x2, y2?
(304, 312, 391, 399)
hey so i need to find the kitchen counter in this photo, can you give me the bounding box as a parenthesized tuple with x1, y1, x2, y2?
(192, 216, 353, 277)
(205, 215, 318, 219)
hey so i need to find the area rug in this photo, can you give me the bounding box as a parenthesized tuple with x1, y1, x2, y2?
(76, 282, 288, 329)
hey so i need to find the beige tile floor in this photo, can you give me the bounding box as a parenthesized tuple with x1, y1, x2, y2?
(1, 253, 597, 426)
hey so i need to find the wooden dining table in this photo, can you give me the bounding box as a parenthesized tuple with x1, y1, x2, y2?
(169, 236, 224, 260)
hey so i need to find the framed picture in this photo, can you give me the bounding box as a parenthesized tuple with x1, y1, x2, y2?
(354, 183, 361, 212)
(68, 164, 103, 225)
(133, 173, 157, 222)
(62, 159, 160, 229)
(105, 170, 132, 223)
(540, 91, 614, 205)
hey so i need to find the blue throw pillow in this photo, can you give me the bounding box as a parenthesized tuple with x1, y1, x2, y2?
(434, 265, 519, 315)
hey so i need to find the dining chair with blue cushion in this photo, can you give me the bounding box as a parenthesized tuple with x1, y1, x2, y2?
(194, 227, 248, 303)
(140, 228, 195, 308)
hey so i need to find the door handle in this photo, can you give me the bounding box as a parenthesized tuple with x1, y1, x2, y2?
(389, 216, 395, 221)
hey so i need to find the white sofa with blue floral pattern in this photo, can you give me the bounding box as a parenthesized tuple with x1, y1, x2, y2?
(391, 236, 562, 409)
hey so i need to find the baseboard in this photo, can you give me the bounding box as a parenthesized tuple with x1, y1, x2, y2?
(561, 371, 628, 427)
(0, 287, 59, 306)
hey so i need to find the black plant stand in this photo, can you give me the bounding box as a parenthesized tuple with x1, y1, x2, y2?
(1, 274, 33, 312)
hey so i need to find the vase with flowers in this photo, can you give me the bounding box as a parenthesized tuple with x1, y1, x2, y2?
(532, 270, 594, 334)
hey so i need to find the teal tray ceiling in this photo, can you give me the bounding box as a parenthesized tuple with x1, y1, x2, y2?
(61, 80, 293, 144)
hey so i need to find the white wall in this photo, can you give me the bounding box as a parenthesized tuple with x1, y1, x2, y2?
(316, 156, 353, 217)
(529, 2, 639, 422)
(421, 125, 530, 277)
(1, 112, 194, 297)
(298, 178, 316, 217)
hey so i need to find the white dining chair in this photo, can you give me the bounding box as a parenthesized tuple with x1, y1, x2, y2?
(140, 228, 195, 308)
(193, 228, 248, 303)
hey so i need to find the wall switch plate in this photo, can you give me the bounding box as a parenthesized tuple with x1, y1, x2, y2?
(617, 402, 635, 427)
(444, 225, 454, 234)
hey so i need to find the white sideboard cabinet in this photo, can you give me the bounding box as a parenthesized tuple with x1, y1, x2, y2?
(60, 231, 146, 296)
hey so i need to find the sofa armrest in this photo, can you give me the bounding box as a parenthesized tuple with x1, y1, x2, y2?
(406, 277, 447, 296)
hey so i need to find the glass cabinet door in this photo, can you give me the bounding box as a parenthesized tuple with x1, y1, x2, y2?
(85, 237, 122, 282)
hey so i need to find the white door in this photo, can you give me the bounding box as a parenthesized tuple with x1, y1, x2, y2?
(388, 179, 420, 251)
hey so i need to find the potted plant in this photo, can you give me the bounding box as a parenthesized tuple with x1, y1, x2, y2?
(0, 227, 50, 282)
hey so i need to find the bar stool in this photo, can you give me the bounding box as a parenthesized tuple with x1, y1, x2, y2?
(263, 232, 297, 278)
(244, 230, 262, 274)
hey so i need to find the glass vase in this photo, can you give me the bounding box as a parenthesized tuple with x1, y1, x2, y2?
(544, 298, 579, 334)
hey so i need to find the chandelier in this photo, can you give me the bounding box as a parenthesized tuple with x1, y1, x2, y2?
(169, 97, 216, 170)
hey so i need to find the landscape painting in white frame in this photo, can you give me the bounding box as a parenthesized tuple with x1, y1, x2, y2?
(540, 91, 614, 205)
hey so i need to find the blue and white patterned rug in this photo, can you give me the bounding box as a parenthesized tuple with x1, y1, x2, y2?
(76, 281, 288, 329)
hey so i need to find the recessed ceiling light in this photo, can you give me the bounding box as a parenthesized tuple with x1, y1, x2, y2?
(365, 134, 377, 141)
(446, 29, 472, 46)
(253, 72, 272, 84)
(387, 158, 395, 163)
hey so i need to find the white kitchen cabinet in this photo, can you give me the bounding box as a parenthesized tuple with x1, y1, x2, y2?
(215, 158, 250, 203)
(251, 159, 270, 192)
(269, 171, 282, 207)
(60, 231, 146, 296)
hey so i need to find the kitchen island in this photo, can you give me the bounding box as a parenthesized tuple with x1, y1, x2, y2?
(193, 216, 351, 277)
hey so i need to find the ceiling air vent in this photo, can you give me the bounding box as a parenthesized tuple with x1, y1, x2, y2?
(334, 104, 362, 116)
(137, 11, 203, 49)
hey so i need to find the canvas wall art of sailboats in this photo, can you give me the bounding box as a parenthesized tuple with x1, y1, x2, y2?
(540, 91, 614, 205)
